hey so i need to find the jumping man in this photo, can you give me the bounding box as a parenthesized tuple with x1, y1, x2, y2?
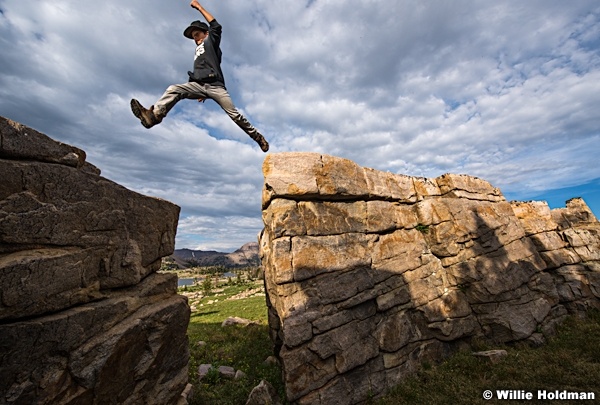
(130, 0, 269, 152)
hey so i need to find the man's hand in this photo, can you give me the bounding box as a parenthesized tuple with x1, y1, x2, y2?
(190, 1, 201, 11)
(190, 0, 215, 22)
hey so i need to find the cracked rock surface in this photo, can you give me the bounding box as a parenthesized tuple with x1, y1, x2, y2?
(260, 152, 600, 405)
(0, 116, 190, 405)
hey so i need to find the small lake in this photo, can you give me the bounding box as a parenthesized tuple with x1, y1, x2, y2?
(178, 273, 238, 287)
(178, 278, 196, 287)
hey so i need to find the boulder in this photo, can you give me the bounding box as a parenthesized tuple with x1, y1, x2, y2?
(198, 364, 213, 381)
(260, 152, 600, 404)
(472, 349, 508, 363)
(246, 380, 283, 405)
(218, 366, 236, 380)
(0, 116, 189, 405)
(222, 316, 260, 327)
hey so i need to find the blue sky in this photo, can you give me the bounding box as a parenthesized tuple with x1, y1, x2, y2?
(514, 178, 600, 214)
(1, 0, 599, 251)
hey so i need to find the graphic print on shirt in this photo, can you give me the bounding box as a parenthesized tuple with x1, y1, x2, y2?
(195, 43, 205, 60)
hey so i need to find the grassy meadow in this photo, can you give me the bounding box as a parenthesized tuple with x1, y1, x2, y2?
(180, 276, 287, 405)
(178, 273, 600, 404)
(377, 310, 600, 405)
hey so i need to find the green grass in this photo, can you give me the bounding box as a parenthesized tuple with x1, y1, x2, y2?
(190, 294, 268, 324)
(375, 310, 600, 405)
(182, 280, 600, 405)
(183, 281, 287, 404)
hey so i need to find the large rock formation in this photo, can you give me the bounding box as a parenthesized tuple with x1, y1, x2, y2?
(259, 152, 600, 405)
(0, 116, 190, 404)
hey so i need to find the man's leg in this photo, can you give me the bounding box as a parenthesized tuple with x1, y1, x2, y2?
(205, 85, 269, 152)
(131, 82, 208, 128)
(153, 82, 208, 118)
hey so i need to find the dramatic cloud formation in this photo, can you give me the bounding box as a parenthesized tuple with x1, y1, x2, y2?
(1, 0, 599, 251)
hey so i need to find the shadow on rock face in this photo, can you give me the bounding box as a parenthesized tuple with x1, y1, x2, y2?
(259, 152, 600, 405)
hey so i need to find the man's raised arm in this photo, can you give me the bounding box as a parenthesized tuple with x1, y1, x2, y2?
(190, 0, 215, 23)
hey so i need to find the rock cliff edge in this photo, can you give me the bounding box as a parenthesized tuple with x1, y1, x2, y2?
(0, 116, 190, 405)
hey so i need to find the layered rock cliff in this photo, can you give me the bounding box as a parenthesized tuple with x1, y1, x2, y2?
(0, 116, 190, 404)
(259, 152, 600, 405)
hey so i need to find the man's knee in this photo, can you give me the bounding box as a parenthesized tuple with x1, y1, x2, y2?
(166, 84, 181, 94)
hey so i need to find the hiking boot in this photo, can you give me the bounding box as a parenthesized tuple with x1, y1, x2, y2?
(251, 133, 269, 152)
(130, 99, 162, 129)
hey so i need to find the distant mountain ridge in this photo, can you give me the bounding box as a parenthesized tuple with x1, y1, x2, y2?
(170, 242, 260, 268)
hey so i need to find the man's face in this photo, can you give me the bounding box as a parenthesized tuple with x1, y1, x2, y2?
(192, 29, 208, 45)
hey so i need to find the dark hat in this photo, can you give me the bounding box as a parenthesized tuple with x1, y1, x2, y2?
(184, 20, 209, 38)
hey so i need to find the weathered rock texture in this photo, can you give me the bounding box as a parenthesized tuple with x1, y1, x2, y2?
(0, 116, 190, 405)
(259, 152, 600, 405)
